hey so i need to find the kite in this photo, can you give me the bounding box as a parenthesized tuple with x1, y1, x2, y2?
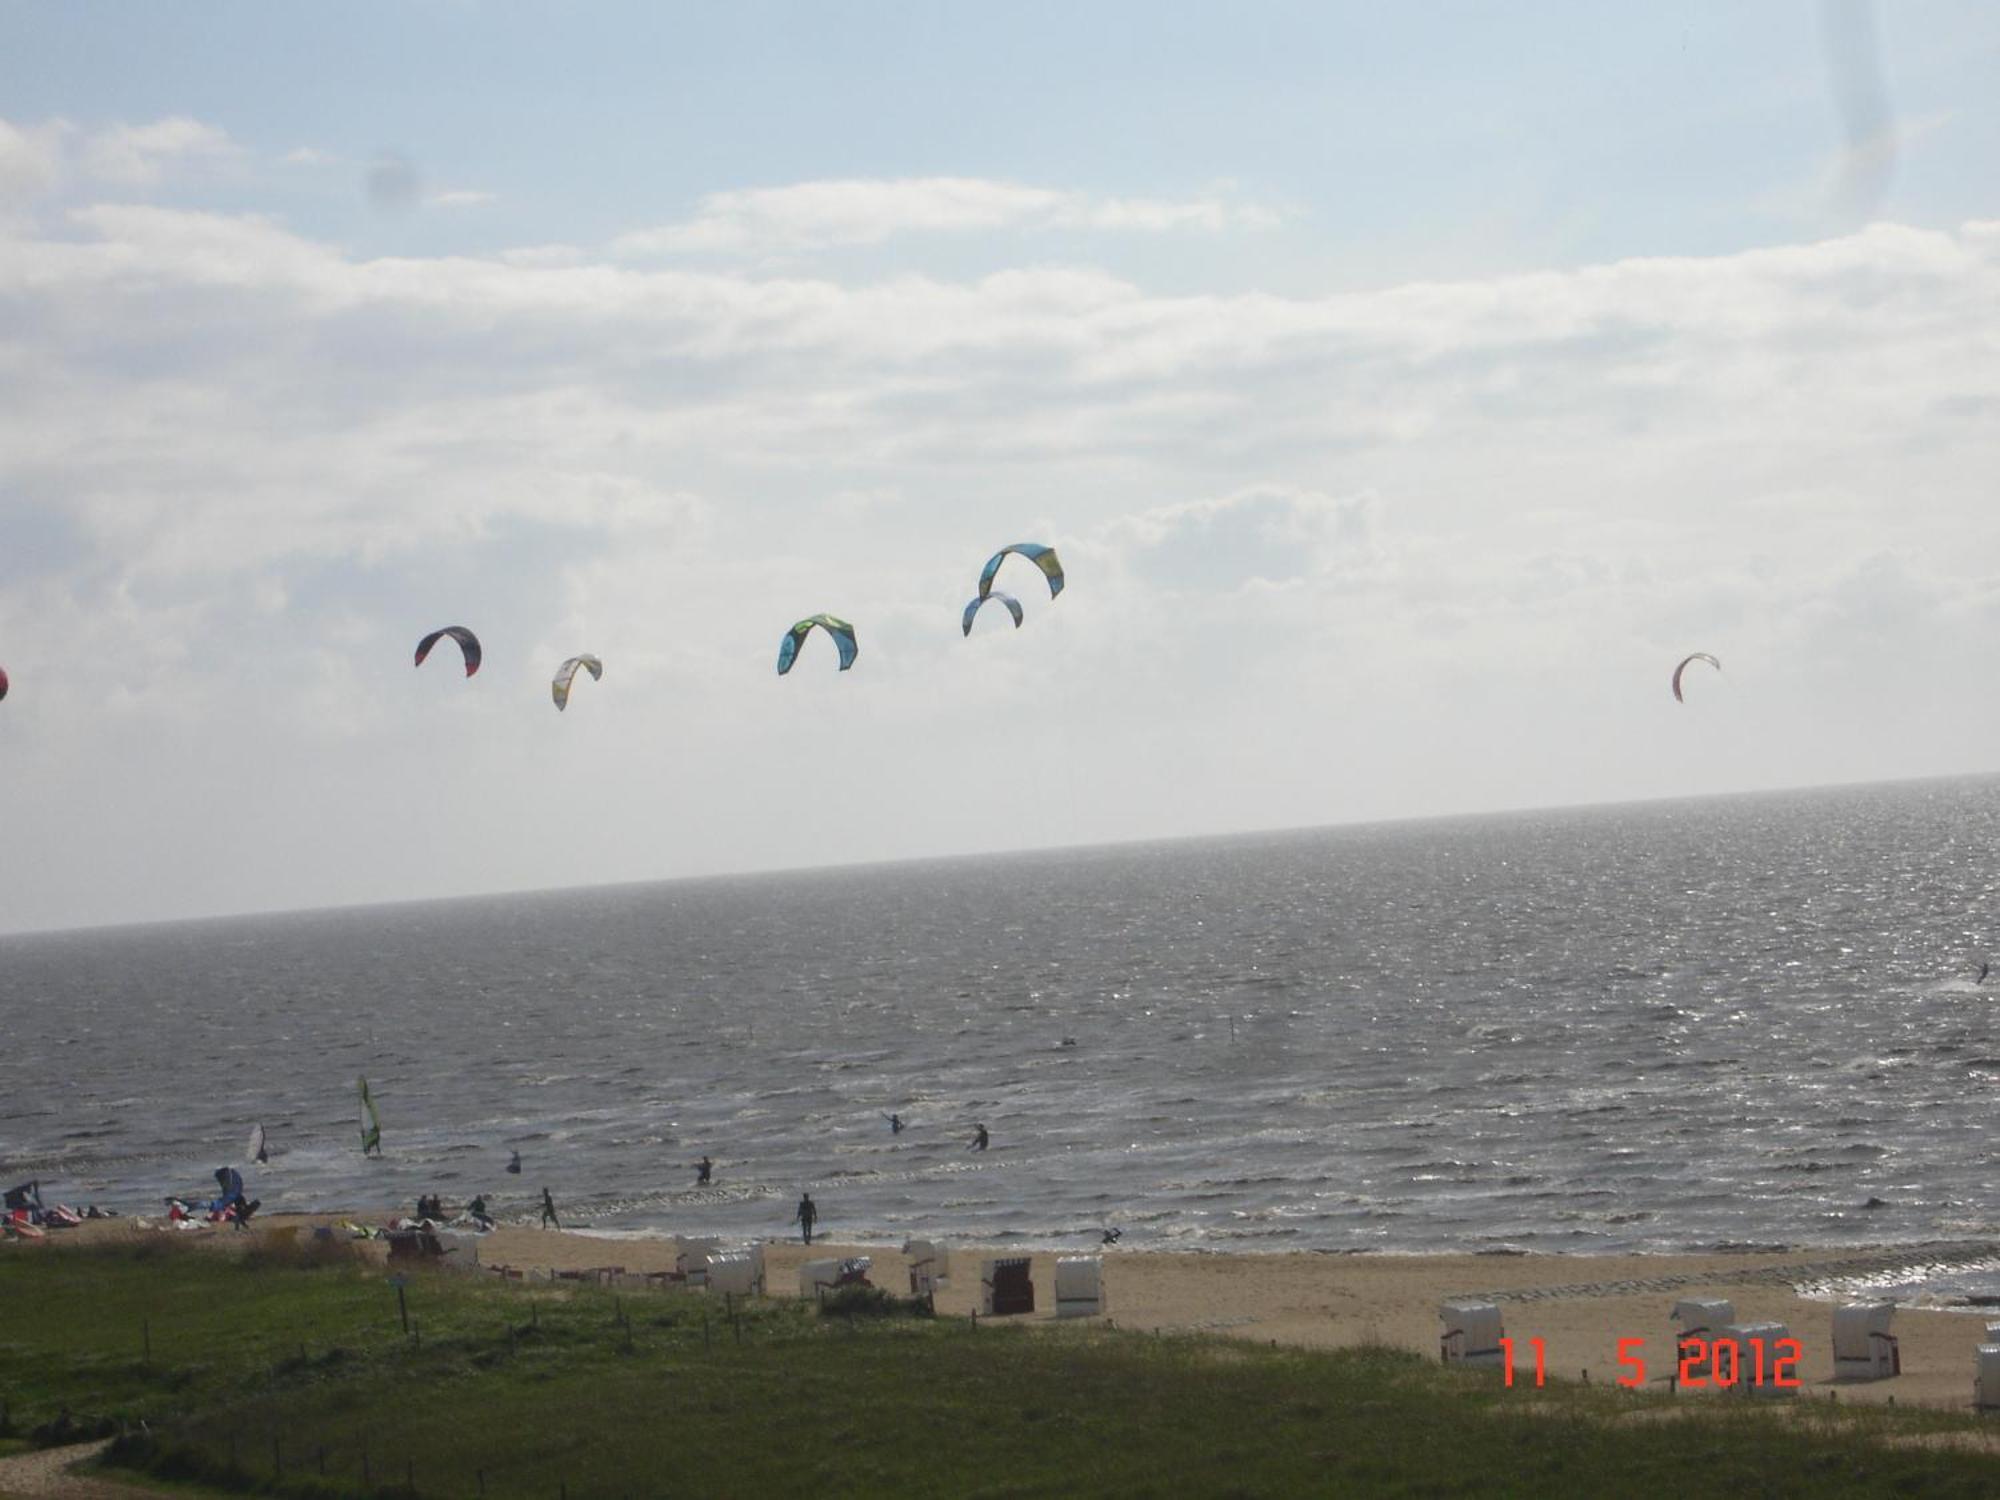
(777, 614, 858, 674)
(1671, 653, 1720, 703)
(0, 666, 8, 701)
(962, 591, 1025, 636)
(358, 1077, 382, 1157)
(551, 654, 603, 711)
(977, 543, 1064, 602)
(415, 626, 482, 677)
(247, 1123, 268, 1165)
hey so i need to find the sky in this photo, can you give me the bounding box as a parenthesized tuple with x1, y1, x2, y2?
(2, 1, 1999, 935)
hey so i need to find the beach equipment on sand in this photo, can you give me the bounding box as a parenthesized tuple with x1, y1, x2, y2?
(981, 1257, 1035, 1316)
(1977, 1345, 2000, 1410)
(903, 1238, 946, 1295)
(1832, 1302, 1899, 1380)
(1054, 1256, 1104, 1318)
(799, 1257, 872, 1300)
(675, 1237, 722, 1286)
(1718, 1321, 1794, 1395)
(1437, 1301, 1505, 1368)
(706, 1251, 757, 1296)
(1671, 1298, 1735, 1380)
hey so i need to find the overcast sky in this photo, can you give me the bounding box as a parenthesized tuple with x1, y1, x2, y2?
(3, 2, 1998, 935)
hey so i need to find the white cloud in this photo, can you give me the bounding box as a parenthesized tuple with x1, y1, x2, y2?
(2, 185, 1998, 928)
(611, 176, 1278, 256)
(0, 118, 70, 201)
(432, 188, 498, 208)
(80, 115, 241, 186)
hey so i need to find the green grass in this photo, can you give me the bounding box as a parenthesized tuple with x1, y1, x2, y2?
(6, 1241, 2000, 1497)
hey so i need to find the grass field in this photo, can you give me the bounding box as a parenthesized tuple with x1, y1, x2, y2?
(5, 1240, 2000, 1498)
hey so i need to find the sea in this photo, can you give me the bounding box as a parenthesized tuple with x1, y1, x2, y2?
(6, 775, 2000, 1295)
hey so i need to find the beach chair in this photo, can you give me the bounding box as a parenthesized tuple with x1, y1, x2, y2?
(675, 1238, 721, 1287)
(799, 1258, 844, 1299)
(706, 1252, 757, 1297)
(981, 1257, 1036, 1317)
(1831, 1302, 1898, 1380)
(1717, 1321, 1794, 1396)
(1977, 1346, 2000, 1410)
(1438, 1301, 1506, 1369)
(1671, 1298, 1735, 1381)
(903, 1238, 947, 1296)
(1054, 1256, 1105, 1318)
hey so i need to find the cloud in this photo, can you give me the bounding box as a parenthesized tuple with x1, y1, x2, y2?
(431, 188, 497, 208)
(80, 116, 241, 186)
(2, 176, 1998, 928)
(611, 176, 1278, 256)
(0, 118, 69, 201)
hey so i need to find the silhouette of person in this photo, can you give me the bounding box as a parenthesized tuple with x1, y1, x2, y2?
(971, 1123, 989, 1152)
(539, 1187, 560, 1229)
(507, 1150, 522, 1175)
(795, 1192, 818, 1245)
(695, 1156, 713, 1186)
(884, 1112, 904, 1134)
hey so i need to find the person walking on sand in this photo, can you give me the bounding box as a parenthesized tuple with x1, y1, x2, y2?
(695, 1155, 713, 1186)
(971, 1123, 989, 1152)
(539, 1186, 560, 1230)
(794, 1192, 818, 1245)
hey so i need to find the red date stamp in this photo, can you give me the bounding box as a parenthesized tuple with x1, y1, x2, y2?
(1499, 1335, 1802, 1389)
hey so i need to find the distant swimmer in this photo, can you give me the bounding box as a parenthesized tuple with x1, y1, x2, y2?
(539, 1187, 560, 1230)
(1101, 1228, 1122, 1246)
(971, 1123, 989, 1152)
(883, 1112, 904, 1134)
(794, 1192, 819, 1246)
(506, 1150, 522, 1175)
(695, 1155, 713, 1186)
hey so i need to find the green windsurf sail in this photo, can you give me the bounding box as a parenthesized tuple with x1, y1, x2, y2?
(358, 1076, 382, 1156)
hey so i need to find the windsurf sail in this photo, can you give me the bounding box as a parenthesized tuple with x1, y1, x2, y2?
(247, 1122, 268, 1164)
(358, 1077, 382, 1156)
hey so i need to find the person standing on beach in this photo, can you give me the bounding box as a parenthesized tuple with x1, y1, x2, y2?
(695, 1156, 713, 1186)
(971, 1123, 989, 1152)
(539, 1186, 560, 1229)
(794, 1192, 818, 1245)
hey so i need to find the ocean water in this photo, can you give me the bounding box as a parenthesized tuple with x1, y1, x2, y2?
(5, 776, 2000, 1268)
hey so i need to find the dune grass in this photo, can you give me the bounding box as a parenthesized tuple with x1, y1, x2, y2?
(5, 1240, 2000, 1497)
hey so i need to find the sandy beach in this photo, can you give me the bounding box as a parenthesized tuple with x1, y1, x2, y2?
(36, 1214, 2000, 1413)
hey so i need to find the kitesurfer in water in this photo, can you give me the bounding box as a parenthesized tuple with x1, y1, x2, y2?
(695, 1156, 713, 1186)
(971, 1123, 989, 1152)
(507, 1151, 522, 1175)
(1980, 962, 1991, 986)
(539, 1187, 560, 1230)
(794, 1192, 819, 1245)
(884, 1112, 904, 1134)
